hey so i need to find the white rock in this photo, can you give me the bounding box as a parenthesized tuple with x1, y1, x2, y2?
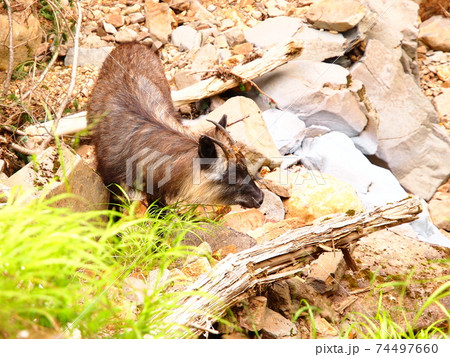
(103, 21, 117, 34)
(115, 27, 138, 43)
(244, 16, 302, 49)
(253, 60, 368, 137)
(262, 109, 306, 154)
(293, 26, 346, 62)
(64, 47, 114, 67)
(298, 132, 450, 248)
(171, 25, 199, 51)
(128, 12, 145, 24)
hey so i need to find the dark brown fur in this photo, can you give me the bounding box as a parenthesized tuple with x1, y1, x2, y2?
(87, 43, 263, 208)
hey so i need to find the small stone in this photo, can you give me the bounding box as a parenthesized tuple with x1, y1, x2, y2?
(207, 4, 216, 12)
(218, 48, 232, 62)
(232, 42, 254, 56)
(436, 64, 450, 82)
(105, 13, 125, 28)
(128, 12, 145, 24)
(249, 217, 308, 243)
(181, 257, 211, 279)
(306, 251, 347, 294)
(171, 25, 199, 51)
(115, 27, 138, 43)
(223, 208, 266, 234)
(239, 296, 267, 331)
(306, 0, 367, 32)
(262, 168, 293, 198)
(122, 4, 141, 16)
(145, 1, 173, 43)
(260, 308, 298, 338)
(315, 317, 338, 338)
(214, 34, 229, 48)
(213, 245, 237, 260)
(221, 18, 235, 30)
(174, 70, 201, 90)
(419, 16, 450, 52)
(433, 88, 450, 120)
(257, 189, 285, 222)
(103, 21, 117, 34)
(223, 27, 245, 47)
(191, 44, 217, 72)
(84, 34, 108, 48)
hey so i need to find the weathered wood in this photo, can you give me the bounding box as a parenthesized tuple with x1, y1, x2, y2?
(171, 38, 304, 107)
(160, 197, 423, 338)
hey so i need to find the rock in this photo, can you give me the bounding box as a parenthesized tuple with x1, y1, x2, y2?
(223, 27, 245, 47)
(128, 12, 146, 24)
(122, 4, 142, 16)
(212, 245, 237, 261)
(283, 169, 365, 222)
(419, 15, 450, 52)
(315, 317, 338, 338)
(436, 64, 450, 82)
(181, 256, 211, 279)
(198, 96, 281, 173)
(249, 217, 308, 243)
(262, 109, 306, 154)
(433, 88, 450, 121)
(123, 276, 147, 305)
(223, 208, 266, 234)
(115, 27, 139, 43)
(239, 296, 267, 331)
(260, 308, 297, 338)
(105, 13, 125, 28)
(286, 277, 337, 322)
(174, 70, 200, 90)
(0, 8, 42, 71)
(244, 16, 303, 49)
(181, 224, 257, 253)
(145, 1, 173, 43)
(253, 60, 368, 137)
(306, 251, 346, 294)
(306, 0, 367, 32)
(299, 132, 408, 210)
(64, 47, 114, 67)
(84, 34, 108, 48)
(3, 145, 109, 212)
(293, 26, 346, 62)
(191, 44, 217, 72)
(171, 25, 199, 51)
(103, 21, 117, 34)
(261, 168, 293, 198)
(266, 281, 292, 319)
(257, 189, 285, 223)
(361, 0, 419, 55)
(351, 39, 450, 200)
(428, 190, 450, 231)
(232, 43, 254, 56)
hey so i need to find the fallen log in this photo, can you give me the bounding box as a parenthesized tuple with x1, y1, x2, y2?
(160, 197, 423, 338)
(171, 38, 304, 107)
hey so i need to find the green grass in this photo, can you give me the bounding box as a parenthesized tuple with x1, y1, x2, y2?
(0, 190, 214, 338)
(340, 278, 450, 339)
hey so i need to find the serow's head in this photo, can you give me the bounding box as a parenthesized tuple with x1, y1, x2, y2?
(197, 115, 264, 208)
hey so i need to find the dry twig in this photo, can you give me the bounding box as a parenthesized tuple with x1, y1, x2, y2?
(2, 0, 14, 96)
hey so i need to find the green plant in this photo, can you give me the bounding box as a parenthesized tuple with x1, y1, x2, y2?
(0, 188, 218, 338)
(340, 279, 450, 339)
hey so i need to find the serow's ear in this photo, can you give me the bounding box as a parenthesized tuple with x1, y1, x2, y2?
(218, 114, 227, 129)
(198, 135, 217, 159)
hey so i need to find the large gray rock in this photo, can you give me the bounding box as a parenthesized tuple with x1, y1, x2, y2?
(306, 0, 368, 32)
(293, 26, 346, 62)
(64, 47, 114, 67)
(244, 16, 302, 49)
(253, 60, 368, 137)
(351, 39, 450, 200)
